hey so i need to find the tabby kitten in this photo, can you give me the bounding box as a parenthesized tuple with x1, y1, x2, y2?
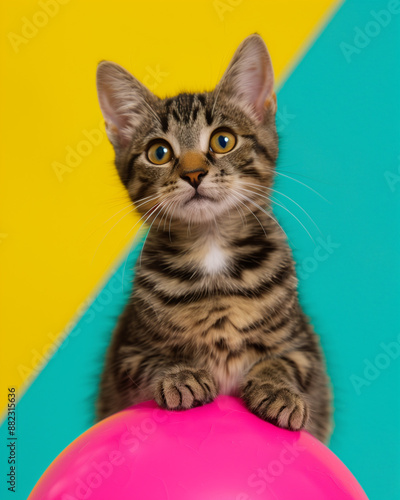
(96, 34, 332, 443)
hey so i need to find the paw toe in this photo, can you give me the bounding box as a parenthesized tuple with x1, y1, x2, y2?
(155, 367, 217, 410)
(244, 383, 309, 431)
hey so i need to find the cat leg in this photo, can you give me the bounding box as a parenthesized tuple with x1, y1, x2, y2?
(101, 348, 218, 414)
(97, 349, 161, 420)
(154, 363, 218, 411)
(241, 354, 310, 431)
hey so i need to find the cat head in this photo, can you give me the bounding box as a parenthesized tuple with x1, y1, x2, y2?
(96, 34, 278, 225)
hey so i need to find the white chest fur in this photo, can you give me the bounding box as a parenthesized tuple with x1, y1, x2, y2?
(214, 366, 241, 396)
(210, 357, 250, 396)
(202, 241, 227, 274)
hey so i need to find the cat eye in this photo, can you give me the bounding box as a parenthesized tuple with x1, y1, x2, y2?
(209, 129, 236, 154)
(147, 141, 173, 165)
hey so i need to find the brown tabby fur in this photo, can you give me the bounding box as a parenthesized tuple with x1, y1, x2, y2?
(96, 35, 332, 443)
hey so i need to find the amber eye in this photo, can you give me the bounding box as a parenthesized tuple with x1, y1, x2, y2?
(210, 129, 236, 154)
(147, 141, 173, 165)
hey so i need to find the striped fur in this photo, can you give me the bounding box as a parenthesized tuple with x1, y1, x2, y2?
(96, 35, 332, 443)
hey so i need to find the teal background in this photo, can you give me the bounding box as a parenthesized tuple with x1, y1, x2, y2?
(1, 0, 399, 498)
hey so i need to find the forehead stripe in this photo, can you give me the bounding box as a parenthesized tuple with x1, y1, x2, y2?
(205, 108, 213, 126)
(192, 106, 199, 121)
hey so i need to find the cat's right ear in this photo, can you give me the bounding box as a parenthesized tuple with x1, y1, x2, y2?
(96, 61, 157, 151)
(216, 34, 275, 123)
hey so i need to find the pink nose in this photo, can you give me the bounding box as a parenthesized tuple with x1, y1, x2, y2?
(180, 169, 207, 188)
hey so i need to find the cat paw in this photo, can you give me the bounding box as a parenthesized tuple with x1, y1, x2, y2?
(154, 366, 218, 410)
(242, 381, 309, 431)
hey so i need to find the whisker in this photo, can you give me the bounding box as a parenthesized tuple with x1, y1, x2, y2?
(275, 171, 330, 203)
(120, 226, 147, 293)
(230, 192, 268, 239)
(187, 208, 192, 237)
(168, 200, 179, 242)
(92, 202, 134, 230)
(269, 196, 314, 242)
(122, 199, 162, 243)
(156, 207, 168, 233)
(81, 194, 154, 236)
(93, 197, 132, 211)
(232, 198, 247, 227)
(90, 195, 157, 238)
(225, 192, 247, 228)
(80, 200, 133, 241)
(139, 201, 168, 267)
(231, 188, 289, 242)
(158, 199, 176, 232)
(90, 195, 160, 262)
(237, 186, 311, 242)
(91, 207, 136, 263)
(236, 184, 313, 242)
(133, 194, 159, 205)
(239, 182, 322, 236)
(121, 201, 166, 290)
(163, 200, 177, 232)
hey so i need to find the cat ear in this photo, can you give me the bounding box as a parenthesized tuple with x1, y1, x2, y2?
(96, 61, 157, 150)
(216, 34, 275, 122)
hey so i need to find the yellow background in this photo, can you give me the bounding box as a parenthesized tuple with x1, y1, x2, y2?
(0, 0, 341, 415)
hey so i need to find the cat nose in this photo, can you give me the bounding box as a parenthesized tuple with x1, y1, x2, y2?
(180, 169, 208, 189)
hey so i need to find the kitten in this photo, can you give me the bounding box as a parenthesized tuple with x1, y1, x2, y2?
(96, 34, 332, 443)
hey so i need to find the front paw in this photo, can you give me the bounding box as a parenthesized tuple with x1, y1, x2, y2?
(242, 380, 309, 431)
(154, 366, 218, 410)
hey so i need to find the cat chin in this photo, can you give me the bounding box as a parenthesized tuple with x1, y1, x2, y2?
(174, 198, 230, 225)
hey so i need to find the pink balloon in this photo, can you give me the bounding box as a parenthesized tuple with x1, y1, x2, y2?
(29, 396, 367, 500)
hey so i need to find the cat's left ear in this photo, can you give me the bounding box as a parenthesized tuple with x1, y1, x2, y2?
(216, 34, 276, 122)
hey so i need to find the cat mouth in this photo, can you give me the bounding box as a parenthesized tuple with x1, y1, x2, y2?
(186, 192, 214, 204)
